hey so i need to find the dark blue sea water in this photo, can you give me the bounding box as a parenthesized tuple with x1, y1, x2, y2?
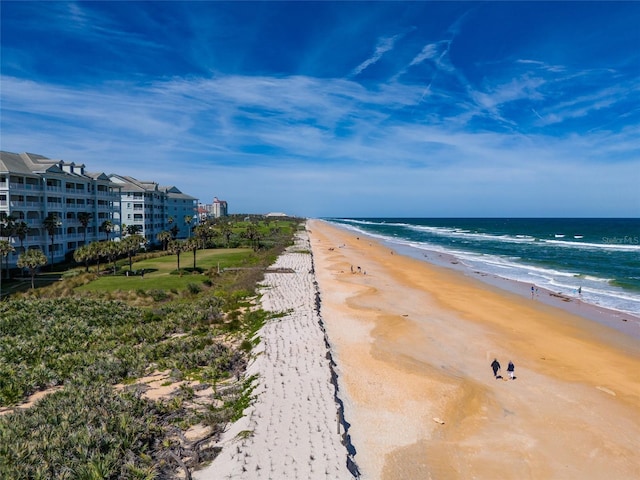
(326, 218, 640, 317)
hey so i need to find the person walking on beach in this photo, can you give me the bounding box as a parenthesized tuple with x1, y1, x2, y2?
(491, 358, 501, 378)
(507, 361, 515, 380)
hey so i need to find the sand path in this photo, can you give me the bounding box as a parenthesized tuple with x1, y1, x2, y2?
(194, 230, 354, 479)
(308, 219, 640, 480)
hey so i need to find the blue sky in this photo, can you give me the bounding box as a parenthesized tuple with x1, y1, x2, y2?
(1, 1, 639, 217)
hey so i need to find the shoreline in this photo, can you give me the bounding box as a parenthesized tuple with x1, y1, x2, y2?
(308, 218, 640, 479)
(333, 221, 640, 340)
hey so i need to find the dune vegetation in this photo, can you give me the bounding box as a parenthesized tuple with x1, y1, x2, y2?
(0, 216, 302, 479)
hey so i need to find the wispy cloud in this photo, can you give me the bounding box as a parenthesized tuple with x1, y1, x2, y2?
(350, 34, 401, 77)
(2, 1, 638, 216)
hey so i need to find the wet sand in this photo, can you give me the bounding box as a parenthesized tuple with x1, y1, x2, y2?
(308, 219, 640, 480)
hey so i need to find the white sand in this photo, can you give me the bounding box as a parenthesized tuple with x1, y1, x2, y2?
(194, 229, 355, 480)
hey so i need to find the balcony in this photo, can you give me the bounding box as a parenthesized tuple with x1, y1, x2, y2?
(9, 183, 41, 191)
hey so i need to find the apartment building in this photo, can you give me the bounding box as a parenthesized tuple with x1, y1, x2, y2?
(212, 197, 228, 218)
(109, 175, 198, 244)
(164, 186, 199, 238)
(0, 151, 120, 267)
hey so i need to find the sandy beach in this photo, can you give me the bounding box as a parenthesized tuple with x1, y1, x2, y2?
(194, 230, 354, 480)
(308, 219, 640, 480)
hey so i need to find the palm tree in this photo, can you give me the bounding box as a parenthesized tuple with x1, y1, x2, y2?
(219, 222, 233, 248)
(100, 220, 113, 241)
(0, 240, 15, 295)
(193, 224, 211, 249)
(167, 239, 185, 273)
(125, 224, 142, 236)
(77, 212, 92, 245)
(73, 244, 92, 273)
(243, 223, 261, 251)
(103, 241, 122, 275)
(42, 213, 61, 268)
(156, 230, 172, 251)
(17, 249, 48, 289)
(0, 214, 16, 239)
(14, 221, 29, 254)
(0, 216, 18, 277)
(185, 236, 199, 270)
(89, 241, 104, 274)
(121, 234, 144, 271)
(184, 215, 193, 238)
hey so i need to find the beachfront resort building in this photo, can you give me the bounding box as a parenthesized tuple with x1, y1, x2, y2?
(212, 197, 228, 218)
(109, 175, 198, 244)
(0, 151, 121, 268)
(197, 197, 229, 221)
(1, 151, 199, 269)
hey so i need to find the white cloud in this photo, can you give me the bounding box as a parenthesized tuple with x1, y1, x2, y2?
(350, 34, 400, 77)
(1, 66, 638, 217)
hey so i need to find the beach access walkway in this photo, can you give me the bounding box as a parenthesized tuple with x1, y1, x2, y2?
(194, 229, 355, 480)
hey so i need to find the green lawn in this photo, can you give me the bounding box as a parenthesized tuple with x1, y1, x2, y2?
(75, 248, 254, 293)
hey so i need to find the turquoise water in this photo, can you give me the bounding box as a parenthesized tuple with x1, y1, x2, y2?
(326, 218, 640, 316)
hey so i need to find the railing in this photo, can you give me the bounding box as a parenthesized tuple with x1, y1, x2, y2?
(9, 183, 41, 191)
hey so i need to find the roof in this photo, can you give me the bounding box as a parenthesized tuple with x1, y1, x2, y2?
(109, 174, 158, 192)
(1, 151, 114, 184)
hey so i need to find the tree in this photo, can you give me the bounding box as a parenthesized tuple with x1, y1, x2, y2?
(156, 230, 172, 251)
(103, 241, 122, 275)
(193, 224, 211, 249)
(185, 237, 199, 270)
(42, 213, 61, 268)
(184, 215, 193, 238)
(218, 222, 233, 248)
(73, 244, 92, 273)
(170, 224, 179, 240)
(243, 223, 261, 251)
(0, 216, 18, 277)
(89, 241, 105, 274)
(167, 239, 186, 273)
(100, 220, 113, 241)
(121, 234, 144, 271)
(0, 240, 15, 295)
(14, 221, 29, 254)
(0, 214, 16, 239)
(17, 249, 47, 289)
(77, 212, 92, 245)
(125, 224, 142, 236)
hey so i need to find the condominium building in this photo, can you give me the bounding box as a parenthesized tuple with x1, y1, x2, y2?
(0, 151, 120, 267)
(109, 175, 198, 244)
(212, 197, 228, 218)
(164, 186, 199, 238)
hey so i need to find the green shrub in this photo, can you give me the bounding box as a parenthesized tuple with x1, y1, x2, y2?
(148, 289, 168, 302)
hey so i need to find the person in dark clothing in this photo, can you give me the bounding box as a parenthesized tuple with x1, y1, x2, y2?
(507, 361, 515, 380)
(491, 358, 501, 378)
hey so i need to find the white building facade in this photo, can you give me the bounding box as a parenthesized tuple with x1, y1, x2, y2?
(0, 152, 120, 267)
(212, 197, 228, 218)
(109, 175, 198, 244)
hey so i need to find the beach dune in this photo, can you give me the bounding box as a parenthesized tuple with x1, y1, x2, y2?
(308, 219, 640, 480)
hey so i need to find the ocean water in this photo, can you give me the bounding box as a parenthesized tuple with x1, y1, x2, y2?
(326, 218, 640, 317)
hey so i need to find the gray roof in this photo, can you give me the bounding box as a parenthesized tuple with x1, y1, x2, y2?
(109, 174, 159, 192)
(1, 151, 61, 174)
(1, 152, 114, 184)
